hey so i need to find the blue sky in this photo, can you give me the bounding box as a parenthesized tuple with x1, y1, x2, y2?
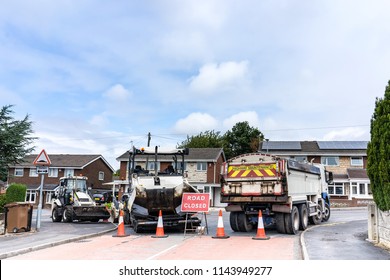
(1, 0, 390, 170)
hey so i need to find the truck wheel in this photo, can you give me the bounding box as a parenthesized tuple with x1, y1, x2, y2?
(309, 204, 322, 225)
(322, 203, 331, 222)
(298, 204, 308, 230)
(52, 206, 62, 222)
(229, 212, 240, 232)
(275, 213, 286, 234)
(284, 206, 299, 235)
(237, 212, 253, 232)
(62, 207, 73, 223)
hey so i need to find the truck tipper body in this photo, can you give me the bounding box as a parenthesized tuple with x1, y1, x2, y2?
(220, 153, 332, 234)
(121, 146, 201, 232)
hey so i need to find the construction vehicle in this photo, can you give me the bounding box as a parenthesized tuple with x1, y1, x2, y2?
(120, 146, 201, 233)
(51, 176, 111, 223)
(220, 153, 332, 234)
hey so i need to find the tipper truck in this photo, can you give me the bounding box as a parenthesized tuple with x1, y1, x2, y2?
(121, 146, 201, 232)
(51, 176, 111, 223)
(220, 153, 332, 234)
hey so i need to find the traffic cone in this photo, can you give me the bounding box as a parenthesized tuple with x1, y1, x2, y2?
(252, 210, 270, 240)
(112, 210, 130, 237)
(151, 210, 168, 238)
(212, 210, 230, 239)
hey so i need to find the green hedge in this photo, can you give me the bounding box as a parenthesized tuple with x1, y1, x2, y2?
(0, 194, 6, 213)
(5, 183, 27, 204)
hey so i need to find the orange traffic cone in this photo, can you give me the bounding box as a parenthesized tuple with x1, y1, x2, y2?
(212, 210, 230, 239)
(252, 210, 270, 240)
(112, 210, 130, 237)
(151, 210, 168, 238)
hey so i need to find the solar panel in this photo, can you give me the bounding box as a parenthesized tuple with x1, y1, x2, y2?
(262, 141, 302, 150)
(317, 141, 368, 150)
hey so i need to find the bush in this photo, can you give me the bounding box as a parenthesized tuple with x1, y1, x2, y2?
(6, 183, 27, 204)
(0, 194, 6, 213)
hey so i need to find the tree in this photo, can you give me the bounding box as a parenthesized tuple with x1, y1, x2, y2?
(178, 130, 224, 148)
(223, 121, 264, 159)
(0, 105, 36, 181)
(367, 80, 390, 211)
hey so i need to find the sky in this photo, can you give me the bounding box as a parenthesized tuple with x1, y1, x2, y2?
(1, 0, 390, 170)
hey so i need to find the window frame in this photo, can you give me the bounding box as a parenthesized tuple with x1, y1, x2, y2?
(29, 168, 38, 177)
(25, 190, 36, 203)
(14, 168, 24, 177)
(350, 157, 363, 166)
(48, 168, 58, 178)
(321, 156, 340, 166)
(99, 171, 104, 181)
(196, 162, 207, 171)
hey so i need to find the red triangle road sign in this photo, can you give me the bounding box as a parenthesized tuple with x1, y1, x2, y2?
(33, 149, 51, 166)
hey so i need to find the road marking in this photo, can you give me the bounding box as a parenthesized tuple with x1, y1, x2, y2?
(146, 244, 178, 260)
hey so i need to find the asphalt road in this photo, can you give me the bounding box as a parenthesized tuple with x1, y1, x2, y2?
(1, 207, 389, 261)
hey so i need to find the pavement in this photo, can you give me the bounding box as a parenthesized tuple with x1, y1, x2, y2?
(0, 208, 117, 259)
(0, 207, 370, 260)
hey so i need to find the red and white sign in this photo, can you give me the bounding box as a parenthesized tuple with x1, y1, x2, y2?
(181, 193, 210, 213)
(33, 149, 51, 166)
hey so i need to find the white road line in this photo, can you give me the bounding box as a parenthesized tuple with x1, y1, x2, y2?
(146, 244, 178, 260)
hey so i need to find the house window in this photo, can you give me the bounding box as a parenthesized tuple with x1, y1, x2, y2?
(48, 168, 58, 178)
(321, 157, 339, 166)
(14, 168, 24, 177)
(197, 162, 207, 171)
(359, 183, 366, 195)
(99, 171, 104, 181)
(46, 192, 53, 203)
(64, 169, 74, 177)
(352, 182, 358, 194)
(291, 156, 307, 162)
(328, 183, 344, 195)
(25, 190, 36, 203)
(351, 157, 363, 166)
(29, 168, 38, 177)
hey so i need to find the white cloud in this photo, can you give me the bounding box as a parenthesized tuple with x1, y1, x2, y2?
(103, 84, 132, 101)
(173, 112, 218, 134)
(323, 127, 368, 141)
(89, 114, 109, 127)
(189, 61, 250, 94)
(223, 111, 261, 130)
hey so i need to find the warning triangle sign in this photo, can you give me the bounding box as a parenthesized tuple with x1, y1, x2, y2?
(33, 149, 51, 166)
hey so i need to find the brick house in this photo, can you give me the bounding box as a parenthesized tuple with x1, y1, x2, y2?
(115, 148, 226, 207)
(259, 140, 372, 207)
(7, 154, 115, 208)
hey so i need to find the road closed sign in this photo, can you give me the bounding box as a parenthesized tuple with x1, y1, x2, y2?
(181, 193, 210, 213)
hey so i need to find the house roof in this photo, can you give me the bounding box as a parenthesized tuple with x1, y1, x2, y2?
(116, 148, 225, 162)
(9, 154, 115, 172)
(347, 168, 369, 180)
(26, 184, 59, 191)
(259, 141, 368, 156)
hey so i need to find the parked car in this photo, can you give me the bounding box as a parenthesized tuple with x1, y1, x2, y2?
(93, 192, 113, 205)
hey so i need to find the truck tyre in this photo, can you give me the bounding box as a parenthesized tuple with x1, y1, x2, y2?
(229, 212, 240, 232)
(309, 204, 322, 225)
(298, 204, 308, 230)
(275, 213, 286, 234)
(237, 212, 253, 232)
(322, 203, 331, 222)
(52, 206, 62, 222)
(62, 207, 73, 223)
(284, 206, 299, 235)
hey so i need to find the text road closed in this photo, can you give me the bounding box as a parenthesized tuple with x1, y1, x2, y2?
(181, 193, 210, 212)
